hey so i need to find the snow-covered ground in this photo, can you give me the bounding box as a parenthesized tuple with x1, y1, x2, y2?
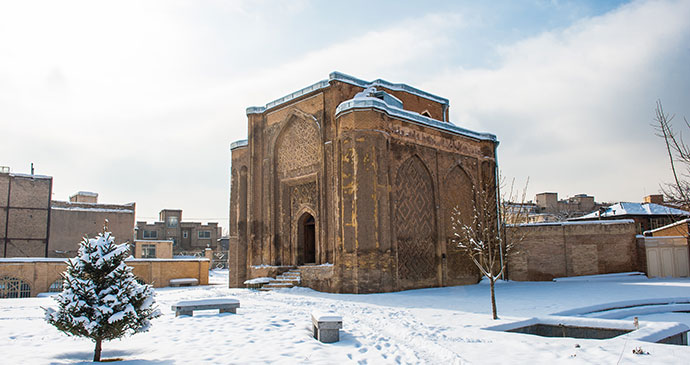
(2, 270, 689, 364)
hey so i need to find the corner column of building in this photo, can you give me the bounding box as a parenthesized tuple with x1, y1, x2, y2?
(248, 113, 264, 267)
(338, 127, 394, 293)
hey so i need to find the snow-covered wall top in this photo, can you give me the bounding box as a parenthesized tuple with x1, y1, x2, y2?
(335, 96, 497, 142)
(513, 219, 635, 227)
(0, 257, 209, 263)
(230, 139, 248, 150)
(51, 200, 135, 213)
(245, 71, 449, 115)
(246, 79, 330, 115)
(0, 258, 68, 263)
(329, 71, 449, 105)
(6, 172, 52, 180)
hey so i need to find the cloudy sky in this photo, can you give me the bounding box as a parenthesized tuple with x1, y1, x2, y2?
(1, 0, 689, 232)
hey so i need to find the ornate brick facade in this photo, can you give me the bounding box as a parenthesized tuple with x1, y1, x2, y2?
(229, 72, 498, 293)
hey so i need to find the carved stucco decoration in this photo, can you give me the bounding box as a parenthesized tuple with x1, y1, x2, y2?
(275, 113, 321, 180)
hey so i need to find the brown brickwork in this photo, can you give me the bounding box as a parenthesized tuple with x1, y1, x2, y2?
(507, 220, 638, 281)
(0, 172, 52, 257)
(49, 200, 135, 257)
(229, 72, 497, 293)
(0, 257, 209, 296)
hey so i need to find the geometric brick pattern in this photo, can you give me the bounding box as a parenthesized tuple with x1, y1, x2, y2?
(275, 116, 320, 179)
(394, 156, 437, 284)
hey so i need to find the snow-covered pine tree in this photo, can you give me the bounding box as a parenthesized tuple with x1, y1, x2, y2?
(45, 222, 160, 362)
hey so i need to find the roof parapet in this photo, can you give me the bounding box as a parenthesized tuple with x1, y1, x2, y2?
(335, 97, 497, 142)
(230, 139, 248, 150)
(245, 71, 451, 116)
(330, 71, 449, 106)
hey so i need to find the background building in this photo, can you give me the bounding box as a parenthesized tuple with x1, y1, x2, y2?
(136, 209, 219, 253)
(2, 167, 136, 258)
(571, 196, 690, 233)
(49, 191, 135, 258)
(0, 169, 52, 257)
(533, 192, 606, 219)
(133, 239, 173, 259)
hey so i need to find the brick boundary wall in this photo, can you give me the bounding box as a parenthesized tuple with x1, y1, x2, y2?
(506, 220, 639, 281)
(0, 258, 209, 297)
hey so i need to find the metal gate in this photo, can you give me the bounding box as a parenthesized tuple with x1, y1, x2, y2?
(644, 236, 689, 278)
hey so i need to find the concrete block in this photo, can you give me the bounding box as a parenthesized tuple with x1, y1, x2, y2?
(312, 312, 343, 343)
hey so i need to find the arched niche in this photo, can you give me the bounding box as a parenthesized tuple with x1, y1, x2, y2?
(393, 155, 438, 289)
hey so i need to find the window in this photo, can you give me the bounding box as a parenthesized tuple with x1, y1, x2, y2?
(198, 230, 211, 239)
(48, 279, 65, 292)
(142, 244, 156, 259)
(183, 231, 188, 239)
(143, 230, 158, 239)
(650, 217, 671, 230)
(167, 216, 179, 228)
(0, 276, 31, 298)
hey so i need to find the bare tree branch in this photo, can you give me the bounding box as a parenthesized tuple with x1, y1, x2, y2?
(451, 173, 529, 319)
(654, 100, 690, 207)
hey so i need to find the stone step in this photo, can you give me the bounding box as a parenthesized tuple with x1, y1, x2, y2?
(274, 279, 300, 285)
(266, 281, 295, 287)
(258, 269, 303, 291)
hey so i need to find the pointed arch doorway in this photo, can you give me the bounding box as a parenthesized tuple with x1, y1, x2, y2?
(297, 212, 316, 265)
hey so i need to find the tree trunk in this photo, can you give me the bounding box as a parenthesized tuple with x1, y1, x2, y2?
(490, 277, 498, 320)
(94, 338, 102, 362)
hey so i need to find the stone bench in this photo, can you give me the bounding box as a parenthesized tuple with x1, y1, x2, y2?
(171, 298, 240, 317)
(169, 278, 199, 287)
(311, 312, 343, 343)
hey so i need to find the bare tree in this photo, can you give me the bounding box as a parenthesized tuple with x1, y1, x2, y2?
(654, 100, 690, 208)
(451, 176, 529, 320)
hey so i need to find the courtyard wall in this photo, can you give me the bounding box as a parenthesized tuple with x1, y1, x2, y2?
(0, 257, 209, 297)
(507, 220, 638, 281)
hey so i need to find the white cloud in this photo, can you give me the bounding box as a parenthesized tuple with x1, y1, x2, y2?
(2, 0, 689, 229)
(425, 0, 690, 202)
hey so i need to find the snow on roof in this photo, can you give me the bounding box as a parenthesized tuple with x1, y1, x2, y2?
(511, 219, 635, 227)
(51, 200, 135, 213)
(246, 71, 449, 115)
(230, 139, 248, 150)
(0, 257, 68, 263)
(243, 72, 496, 142)
(335, 95, 497, 142)
(574, 202, 690, 220)
(73, 191, 98, 197)
(126, 258, 210, 262)
(7, 172, 52, 180)
(51, 206, 135, 213)
(331, 71, 449, 105)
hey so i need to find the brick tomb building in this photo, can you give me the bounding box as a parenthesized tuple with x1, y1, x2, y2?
(229, 72, 498, 293)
